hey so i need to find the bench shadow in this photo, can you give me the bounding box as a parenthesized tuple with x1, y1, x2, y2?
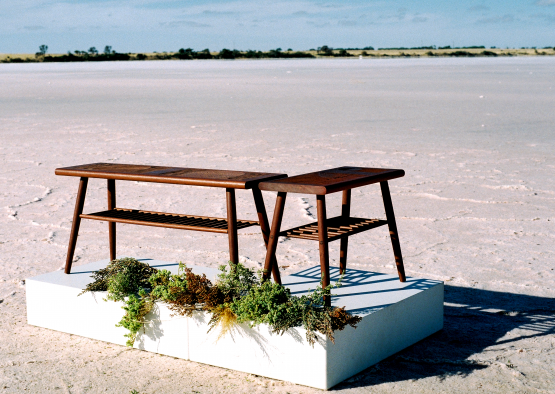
(332, 283, 555, 390)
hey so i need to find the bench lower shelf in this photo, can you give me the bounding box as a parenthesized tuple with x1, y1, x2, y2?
(80, 208, 259, 233)
(279, 216, 387, 242)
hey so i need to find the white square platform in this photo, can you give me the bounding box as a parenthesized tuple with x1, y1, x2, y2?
(26, 259, 443, 390)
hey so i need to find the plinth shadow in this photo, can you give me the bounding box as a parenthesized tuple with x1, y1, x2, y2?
(333, 283, 555, 390)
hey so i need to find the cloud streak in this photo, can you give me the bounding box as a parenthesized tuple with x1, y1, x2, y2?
(161, 20, 211, 28)
(476, 14, 516, 24)
(468, 5, 490, 12)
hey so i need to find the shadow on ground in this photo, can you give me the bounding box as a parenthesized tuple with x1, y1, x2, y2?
(333, 285, 555, 390)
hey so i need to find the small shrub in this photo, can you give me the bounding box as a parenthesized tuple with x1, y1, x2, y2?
(79, 257, 156, 300)
(218, 48, 235, 59)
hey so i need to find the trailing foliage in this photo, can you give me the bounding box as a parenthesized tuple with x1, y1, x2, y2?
(83, 257, 361, 347)
(117, 289, 154, 347)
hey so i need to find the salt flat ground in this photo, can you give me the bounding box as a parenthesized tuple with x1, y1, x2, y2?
(0, 58, 554, 393)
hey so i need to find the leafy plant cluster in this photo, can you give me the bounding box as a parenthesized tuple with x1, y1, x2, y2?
(81, 258, 361, 347)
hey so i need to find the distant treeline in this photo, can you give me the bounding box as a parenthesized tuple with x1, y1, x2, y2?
(174, 47, 314, 59)
(2, 44, 554, 64)
(0, 46, 315, 63)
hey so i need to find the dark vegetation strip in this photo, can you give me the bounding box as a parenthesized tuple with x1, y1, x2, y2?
(2, 44, 555, 63)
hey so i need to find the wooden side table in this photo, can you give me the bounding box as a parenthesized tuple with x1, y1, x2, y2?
(258, 166, 406, 305)
(55, 163, 287, 279)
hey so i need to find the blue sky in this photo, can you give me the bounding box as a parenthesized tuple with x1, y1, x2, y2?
(1, 0, 554, 53)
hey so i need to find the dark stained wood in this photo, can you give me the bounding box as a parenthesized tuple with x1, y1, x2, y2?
(107, 179, 116, 261)
(380, 181, 406, 282)
(226, 188, 239, 265)
(56, 163, 287, 189)
(261, 166, 407, 285)
(279, 217, 387, 242)
(64, 177, 88, 274)
(316, 195, 331, 307)
(262, 192, 287, 283)
(58, 163, 288, 274)
(80, 208, 258, 233)
(339, 189, 351, 275)
(259, 166, 404, 195)
(252, 188, 281, 283)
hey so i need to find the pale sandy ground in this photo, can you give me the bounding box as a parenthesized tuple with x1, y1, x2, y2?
(1, 58, 554, 393)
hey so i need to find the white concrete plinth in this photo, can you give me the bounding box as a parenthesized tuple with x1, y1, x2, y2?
(27, 259, 443, 390)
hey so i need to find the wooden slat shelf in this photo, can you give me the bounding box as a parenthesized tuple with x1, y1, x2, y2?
(279, 216, 387, 242)
(80, 208, 259, 234)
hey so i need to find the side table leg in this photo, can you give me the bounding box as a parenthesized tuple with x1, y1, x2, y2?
(339, 189, 351, 275)
(226, 188, 239, 265)
(262, 192, 286, 283)
(316, 195, 331, 306)
(252, 188, 281, 284)
(64, 177, 88, 274)
(380, 181, 407, 282)
(107, 179, 116, 261)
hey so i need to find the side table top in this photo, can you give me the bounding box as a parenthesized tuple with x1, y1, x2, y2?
(258, 166, 404, 195)
(55, 163, 287, 189)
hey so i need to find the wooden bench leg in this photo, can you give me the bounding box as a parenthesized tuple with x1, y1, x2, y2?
(262, 192, 286, 283)
(380, 181, 406, 282)
(339, 189, 351, 275)
(64, 177, 88, 274)
(226, 188, 239, 265)
(252, 188, 281, 284)
(316, 195, 331, 307)
(107, 179, 116, 261)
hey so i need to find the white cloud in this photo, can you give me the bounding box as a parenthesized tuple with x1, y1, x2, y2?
(412, 16, 428, 23)
(468, 5, 490, 12)
(338, 19, 357, 26)
(161, 21, 211, 28)
(535, 0, 555, 6)
(476, 14, 516, 24)
(24, 25, 46, 30)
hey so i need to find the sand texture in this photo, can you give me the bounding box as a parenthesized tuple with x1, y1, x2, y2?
(1, 57, 554, 393)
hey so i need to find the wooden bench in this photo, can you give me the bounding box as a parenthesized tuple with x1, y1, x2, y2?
(258, 166, 406, 305)
(56, 163, 287, 279)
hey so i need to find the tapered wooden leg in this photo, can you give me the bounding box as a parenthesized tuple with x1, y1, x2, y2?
(64, 177, 88, 274)
(262, 192, 287, 283)
(380, 181, 406, 282)
(252, 188, 281, 283)
(316, 195, 331, 306)
(107, 179, 116, 261)
(226, 188, 239, 265)
(339, 189, 351, 275)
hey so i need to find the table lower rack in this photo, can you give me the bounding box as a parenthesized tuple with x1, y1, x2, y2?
(279, 216, 387, 242)
(80, 208, 259, 233)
